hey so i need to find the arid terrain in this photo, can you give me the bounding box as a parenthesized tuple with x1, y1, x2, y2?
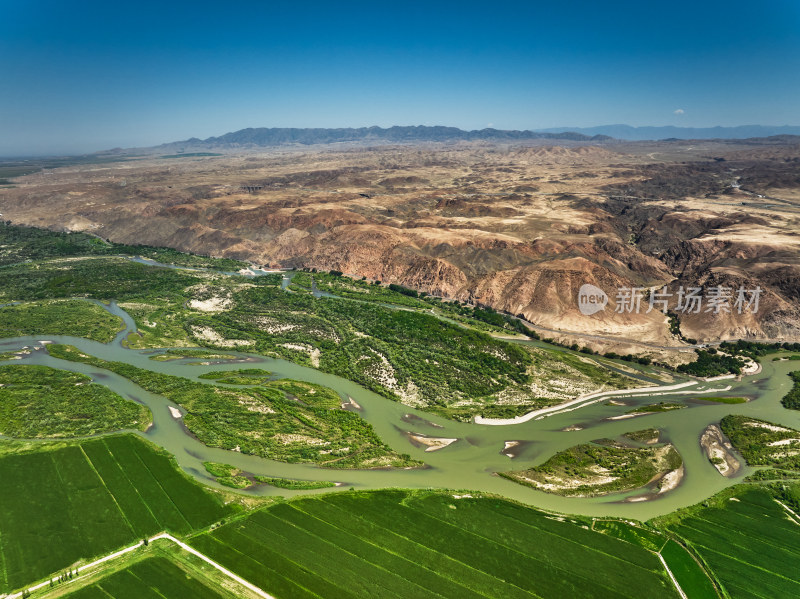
(2, 136, 799, 359)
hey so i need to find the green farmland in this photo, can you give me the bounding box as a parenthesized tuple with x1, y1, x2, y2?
(657, 486, 800, 599)
(62, 556, 229, 598)
(0, 434, 232, 593)
(189, 490, 679, 599)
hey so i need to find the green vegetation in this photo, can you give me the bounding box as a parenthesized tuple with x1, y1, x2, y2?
(0, 255, 200, 303)
(203, 462, 251, 489)
(659, 540, 719, 599)
(48, 344, 418, 468)
(719, 339, 800, 360)
(744, 468, 800, 482)
(203, 463, 337, 490)
(149, 348, 239, 361)
(591, 520, 665, 552)
(720, 415, 800, 469)
(0, 434, 232, 593)
(628, 402, 686, 414)
(695, 396, 748, 404)
(193, 283, 539, 416)
(0, 223, 636, 419)
(254, 476, 336, 490)
(774, 354, 800, 361)
(622, 428, 660, 443)
(0, 299, 123, 342)
(0, 365, 150, 437)
(781, 370, 800, 410)
(63, 555, 228, 598)
(190, 489, 677, 599)
(193, 277, 632, 418)
(677, 350, 744, 377)
(500, 440, 683, 497)
(198, 368, 273, 385)
(0, 222, 246, 270)
(656, 485, 800, 599)
(311, 270, 532, 335)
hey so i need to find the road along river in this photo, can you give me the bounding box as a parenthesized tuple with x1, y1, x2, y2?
(1, 300, 799, 521)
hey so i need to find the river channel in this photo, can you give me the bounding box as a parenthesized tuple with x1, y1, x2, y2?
(2, 278, 799, 521)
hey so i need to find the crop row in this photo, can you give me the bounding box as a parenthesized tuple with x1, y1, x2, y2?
(190, 490, 677, 599)
(0, 435, 230, 592)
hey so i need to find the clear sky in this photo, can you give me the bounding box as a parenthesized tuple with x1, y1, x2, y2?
(2, 0, 799, 155)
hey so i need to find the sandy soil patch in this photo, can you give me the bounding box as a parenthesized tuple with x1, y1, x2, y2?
(274, 433, 329, 446)
(281, 343, 321, 367)
(191, 325, 254, 348)
(745, 421, 792, 433)
(700, 424, 742, 478)
(404, 431, 459, 452)
(187, 296, 232, 312)
(657, 465, 685, 494)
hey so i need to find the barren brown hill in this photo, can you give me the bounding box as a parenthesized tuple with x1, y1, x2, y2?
(2, 139, 799, 356)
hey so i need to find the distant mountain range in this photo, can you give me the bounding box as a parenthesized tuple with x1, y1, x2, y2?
(537, 124, 800, 141)
(151, 126, 610, 151)
(112, 124, 800, 154)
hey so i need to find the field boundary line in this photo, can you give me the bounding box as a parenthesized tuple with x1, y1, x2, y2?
(78, 445, 137, 538)
(288, 503, 497, 599)
(490, 508, 666, 572)
(657, 552, 687, 599)
(288, 502, 541, 599)
(315, 498, 544, 599)
(5, 539, 144, 599)
(410, 505, 646, 599)
(4, 533, 275, 599)
(126, 443, 192, 531)
(676, 517, 799, 559)
(242, 514, 440, 599)
(151, 533, 275, 599)
(268, 506, 481, 599)
(775, 499, 800, 526)
(97, 439, 163, 530)
(696, 544, 800, 586)
(194, 532, 327, 598)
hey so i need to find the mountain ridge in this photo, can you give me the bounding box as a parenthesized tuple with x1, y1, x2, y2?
(112, 125, 800, 154)
(538, 124, 800, 140)
(151, 126, 611, 151)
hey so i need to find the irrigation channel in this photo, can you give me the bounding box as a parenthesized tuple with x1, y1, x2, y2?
(1, 262, 799, 521)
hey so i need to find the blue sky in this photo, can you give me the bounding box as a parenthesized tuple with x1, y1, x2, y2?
(1, 0, 799, 155)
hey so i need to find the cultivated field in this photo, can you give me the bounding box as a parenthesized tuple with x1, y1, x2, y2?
(659, 487, 800, 599)
(0, 435, 232, 593)
(63, 556, 227, 599)
(189, 490, 679, 598)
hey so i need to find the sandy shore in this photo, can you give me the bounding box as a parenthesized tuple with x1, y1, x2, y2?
(701, 424, 741, 477)
(405, 431, 458, 452)
(474, 381, 698, 426)
(341, 396, 362, 410)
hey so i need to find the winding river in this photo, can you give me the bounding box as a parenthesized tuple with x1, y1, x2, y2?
(2, 281, 799, 521)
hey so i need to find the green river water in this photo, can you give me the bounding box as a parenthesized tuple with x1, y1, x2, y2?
(2, 296, 798, 521)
